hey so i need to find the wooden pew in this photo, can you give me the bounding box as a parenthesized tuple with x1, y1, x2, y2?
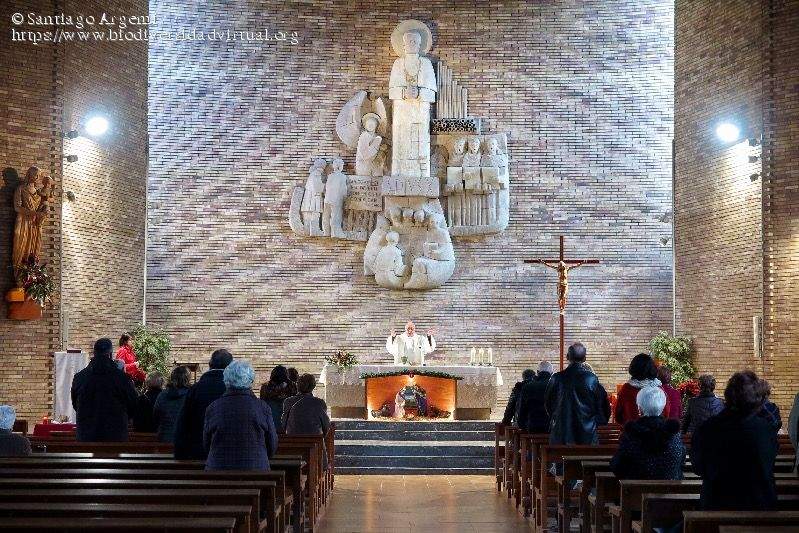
(28, 439, 174, 455)
(0, 456, 305, 533)
(495, 422, 506, 491)
(0, 516, 237, 532)
(638, 493, 799, 533)
(0, 503, 251, 533)
(683, 511, 799, 533)
(0, 477, 277, 533)
(535, 444, 617, 532)
(277, 438, 322, 529)
(0, 490, 260, 533)
(504, 426, 521, 500)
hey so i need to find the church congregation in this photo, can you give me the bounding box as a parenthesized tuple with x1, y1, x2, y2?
(2, 0, 799, 531)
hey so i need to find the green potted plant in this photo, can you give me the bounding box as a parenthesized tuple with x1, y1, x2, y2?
(649, 331, 696, 399)
(131, 324, 171, 376)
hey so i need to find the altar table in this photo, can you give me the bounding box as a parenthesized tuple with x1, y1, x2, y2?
(32, 422, 76, 438)
(319, 364, 503, 420)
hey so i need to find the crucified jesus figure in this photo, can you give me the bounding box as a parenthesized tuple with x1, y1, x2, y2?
(538, 259, 593, 314)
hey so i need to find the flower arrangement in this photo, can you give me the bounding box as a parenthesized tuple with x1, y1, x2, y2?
(677, 379, 700, 403)
(17, 255, 55, 307)
(359, 369, 464, 380)
(325, 350, 359, 371)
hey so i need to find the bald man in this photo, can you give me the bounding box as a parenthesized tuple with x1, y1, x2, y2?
(386, 321, 436, 366)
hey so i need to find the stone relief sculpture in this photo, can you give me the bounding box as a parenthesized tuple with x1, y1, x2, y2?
(287, 19, 512, 290)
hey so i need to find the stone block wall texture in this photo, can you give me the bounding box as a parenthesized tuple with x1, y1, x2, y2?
(0, 0, 148, 420)
(147, 0, 675, 411)
(675, 0, 799, 414)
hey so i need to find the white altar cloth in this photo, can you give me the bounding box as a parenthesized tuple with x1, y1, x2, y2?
(319, 364, 503, 416)
(53, 351, 89, 422)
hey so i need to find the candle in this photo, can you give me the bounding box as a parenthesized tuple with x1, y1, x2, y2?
(488, 348, 493, 365)
(478, 348, 485, 365)
(470, 347, 476, 365)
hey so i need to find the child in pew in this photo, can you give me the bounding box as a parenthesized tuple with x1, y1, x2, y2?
(610, 386, 685, 480)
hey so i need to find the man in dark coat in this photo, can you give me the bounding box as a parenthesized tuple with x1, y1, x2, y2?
(501, 369, 535, 426)
(174, 349, 233, 460)
(518, 361, 554, 433)
(544, 343, 610, 445)
(283, 374, 330, 469)
(71, 338, 139, 442)
(0, 406, 31, 456)
(691, 371, 778, 511)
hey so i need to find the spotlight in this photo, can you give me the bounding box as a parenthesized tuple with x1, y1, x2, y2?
(750, 173, 761, 182)
(715, 122, 740, 144)
(84, 116, 109, 136)
(65, 155, 78, 163)
(64, 130, 79, 139)
(659, 236, 671, 246)
(748, 155, 760, 163)
(65, 191, 76, 202)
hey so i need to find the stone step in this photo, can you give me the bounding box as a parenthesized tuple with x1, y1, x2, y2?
(336, 466, 493, 475)
(336, 429, 495, 441)
(336, 442, 492, 457)
(336, 454, 493, 469)
(332, 419, 496, 432)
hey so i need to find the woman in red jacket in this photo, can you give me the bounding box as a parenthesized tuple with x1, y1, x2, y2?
(657, 365, 682, 420)
(615, 353, 669, 425)
(116, 334, 146, 385)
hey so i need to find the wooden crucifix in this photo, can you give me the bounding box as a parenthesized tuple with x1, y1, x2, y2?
(524, 236, 601, 370)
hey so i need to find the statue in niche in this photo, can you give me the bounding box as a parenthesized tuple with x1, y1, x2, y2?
(462, 137, 483, 226)
(300, 158, 326, 236)
(12, 166, 54, 277)
(322, 158, 347, 238)
(389, 22, 437, 178)
(374, 231, 406, 289)
(356, 113, 389, 176)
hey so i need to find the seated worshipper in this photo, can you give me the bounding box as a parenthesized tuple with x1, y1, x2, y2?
(657, 365, 682, 420)
(691, 371, 778, 511)
(153, 366, 191, 443)
(133, 372, 165, 432)
(681, 374, 724, 435)
(518, 361, 554, 433)
(260, 365, 298, 433)
(502, 369, 535, 426)
(116, 334, 146, 384)
(71, 338, 139, 442)
(545, 343, 611, 445)
(0, 405, 31, 457)
(757, 380, 782, 432)
(789, 391, 799, 473)
(174, 348, 233, 460)
(204, 360, 278, 471)
(615, 353, 669, 425)
(283, 373, 330, 469)
(610, 386, 685, 480)
(287, 367, 299, 388)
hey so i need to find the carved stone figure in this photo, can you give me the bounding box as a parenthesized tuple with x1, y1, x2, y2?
(12, 166, 53, 275)
(356, 113, 388, 176)
(322, 158, 348, 238)
(389, 23, 436, 178)
(300, 158, 326, 236)
(374, 231, 406, 289)
(405, 214, 456, 290)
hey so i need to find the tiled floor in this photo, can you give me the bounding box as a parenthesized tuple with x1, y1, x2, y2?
(316, 475, 532, 532)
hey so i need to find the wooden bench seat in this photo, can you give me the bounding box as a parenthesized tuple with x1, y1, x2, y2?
(683, 510, 799, 533)
(0, 516, 237, 532)
(0, 502, 251, 533)
(0, 489, 260, 533)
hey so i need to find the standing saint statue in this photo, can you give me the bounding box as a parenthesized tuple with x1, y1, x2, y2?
(389, 22, 437, 178)
(12, 166, 53, 278)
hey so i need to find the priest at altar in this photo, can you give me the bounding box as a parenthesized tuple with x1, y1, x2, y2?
(385, 321, 436, 366)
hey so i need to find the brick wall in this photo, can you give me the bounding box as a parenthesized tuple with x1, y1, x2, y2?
(0, 0, 147, 420)
(675, 0, 799, 414)
(60, 0, 148, 353)
(0, 0, 64, 421)
(147, 0, 675, 411)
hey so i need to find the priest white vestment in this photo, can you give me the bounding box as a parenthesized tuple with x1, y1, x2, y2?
(385, 333, 436, 366)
